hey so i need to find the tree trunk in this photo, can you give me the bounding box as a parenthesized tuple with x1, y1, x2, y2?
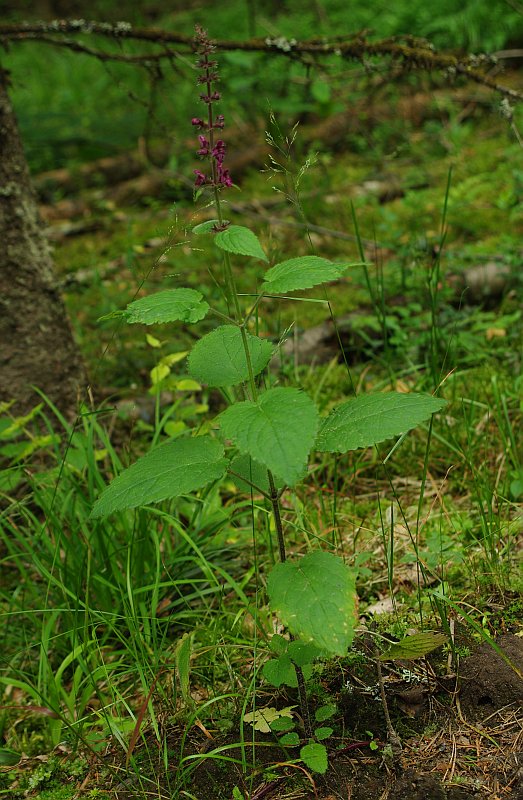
(0, 67, 87, 418)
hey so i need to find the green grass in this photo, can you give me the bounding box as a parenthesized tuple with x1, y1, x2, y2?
(1, 1, 522, 796)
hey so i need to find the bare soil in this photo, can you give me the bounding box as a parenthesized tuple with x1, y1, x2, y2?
(111, 634, 523, 800)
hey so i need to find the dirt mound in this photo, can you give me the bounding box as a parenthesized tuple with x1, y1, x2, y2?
(458, 633, 523, 720)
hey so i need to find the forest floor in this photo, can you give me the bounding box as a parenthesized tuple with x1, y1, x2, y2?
(1, 62, 522, 800)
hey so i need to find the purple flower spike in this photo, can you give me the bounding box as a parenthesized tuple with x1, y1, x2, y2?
(192, 26, 233, 193)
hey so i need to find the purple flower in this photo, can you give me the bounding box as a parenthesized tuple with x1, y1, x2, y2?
(197, 135, 210, 156)
(217, 165, 232, 187)
(212, 140, 226, 163)
(192, 117, 207, 129)
(194, 170, 207, 186)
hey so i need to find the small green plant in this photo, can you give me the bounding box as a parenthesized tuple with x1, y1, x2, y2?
(90, 26, 446, 775)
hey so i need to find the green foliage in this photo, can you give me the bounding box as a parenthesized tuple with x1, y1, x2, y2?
(90, 435, 228, 517)
(214, 225, 268, 262)
(267, 552, 358, 655)
(188, 326, 273, 387)
(262, 256, 358, 294)
(379, 632, 448, 661)
(125, 288, 210, 325)
(300, 742, 328, 774)
(218, 387, 318, 486)
(6, 9, 521, 794)
(316, 393, 447, 453)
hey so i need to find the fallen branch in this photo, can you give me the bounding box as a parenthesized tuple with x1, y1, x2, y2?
(0, 21, 521, 101)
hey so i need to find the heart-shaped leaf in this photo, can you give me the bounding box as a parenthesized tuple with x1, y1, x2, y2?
(316, 392, 447, 453)
(215, 225, 268, 261)
(219, 388, 318, 485)
(267, 551, 358, 655)
(188, 326, 273, 388)
(300, 742, 328, 774)
(91, 436, 228, 517)
(125, 288, 209, 325)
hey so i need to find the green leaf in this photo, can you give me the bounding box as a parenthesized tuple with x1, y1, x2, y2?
(287, 640, 322, 667)
(228, 453, 278, 494)
(270, 717, 295, 732)
(215, 225, 268, 261)
(311, 79, 332, 104)
(188, 326, 273, 388)
(300, 742, 328, 774)
(267, 551, 357, 655)
(379, 632, 448, 661)
(0, 468, 23, 492)
(314, 726, 333, 741)
(91, 436, 227, 517)
(125, 289, 209, 325)
(192, 219, 221, 234)
(263, 655, 298, 688)
(316, 392, 447, 453)
(219, 388, 318, 485)
(0, 748, 21, 766)
(315, 704, 336, 722)
(279, 732, 300, 747)
(269, 634, 288, 655)
(262, 256, 355, 294)
(243, 706, 295, 733)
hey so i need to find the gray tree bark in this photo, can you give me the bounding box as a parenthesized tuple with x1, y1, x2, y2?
(0, 67, 87, 418)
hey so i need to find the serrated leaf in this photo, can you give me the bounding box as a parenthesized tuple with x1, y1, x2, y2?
(269, 634, 288, 655)
(267, 551, 357, 655)
(315, 704, 336, 722)
(219, 388, 318, 485)
(300, 742, 328, 774)
(188, 326, 273, 388)
(314, 726, 333, 741)
(192, 219, 221, 234)
(262, 256, 356, 294)
(279, 732, 300, 747)
(316, 392, 447, 453)
(215, 225, 268, 261)
(270, 716, 295, 732)
(91, 436, 227, 518)
(379, 632, 448, 661)
(243, 706, 295, 733)
(263, 655, 298, 688)
(125, 289, 209, 325)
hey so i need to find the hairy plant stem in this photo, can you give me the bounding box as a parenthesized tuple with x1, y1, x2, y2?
(212, 185, 313, 739)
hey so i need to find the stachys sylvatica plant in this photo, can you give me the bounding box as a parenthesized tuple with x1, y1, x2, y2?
(91, 25, 446, 773)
